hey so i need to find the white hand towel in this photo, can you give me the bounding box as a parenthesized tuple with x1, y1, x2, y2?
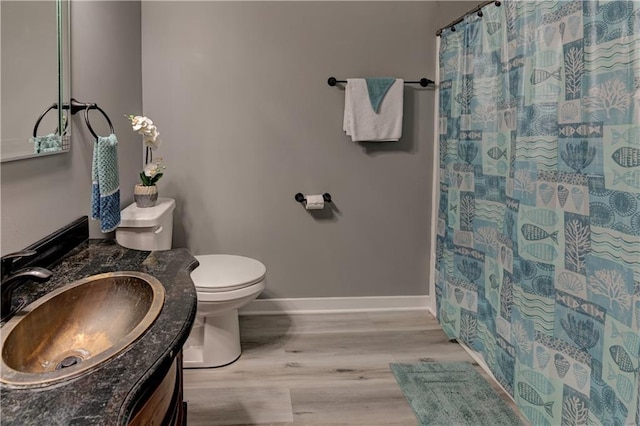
(343, 78, 404, 142)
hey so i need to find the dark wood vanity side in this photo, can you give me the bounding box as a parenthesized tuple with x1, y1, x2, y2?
(129, 351, 186, 426)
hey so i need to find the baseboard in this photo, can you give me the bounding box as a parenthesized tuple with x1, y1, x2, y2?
(426, 306, 437, 318)
(239, 295, 431, 316)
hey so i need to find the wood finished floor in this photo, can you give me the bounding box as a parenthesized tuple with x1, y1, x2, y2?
(183, 311, 526, 425)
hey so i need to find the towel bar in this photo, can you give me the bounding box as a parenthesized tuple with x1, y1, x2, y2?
(327, 77, 434, 87)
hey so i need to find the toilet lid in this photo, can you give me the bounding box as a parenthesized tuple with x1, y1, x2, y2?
(191, 254, 266, 292)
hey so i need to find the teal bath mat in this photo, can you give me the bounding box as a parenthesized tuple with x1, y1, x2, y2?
(390, 361, 525, 426)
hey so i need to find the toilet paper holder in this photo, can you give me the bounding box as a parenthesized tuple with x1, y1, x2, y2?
(295, 193, 332, 204)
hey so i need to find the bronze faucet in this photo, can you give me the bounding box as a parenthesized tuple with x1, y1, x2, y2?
(1, 250, 52, 322)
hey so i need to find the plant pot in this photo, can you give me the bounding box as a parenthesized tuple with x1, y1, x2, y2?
(134, 184, 158, 208)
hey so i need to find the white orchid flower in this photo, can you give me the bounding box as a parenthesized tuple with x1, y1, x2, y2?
(147, 126, 159, 140)
(143, 162, 159, 177)
(131, 116, 152, 132)
(143, 126, 161, 149)
(143, 160, 165, 177)
(126, 114, 167, 185)
(144, 138, 161, 150)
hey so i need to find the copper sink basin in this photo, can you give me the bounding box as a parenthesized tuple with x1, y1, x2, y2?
(0, 271, 165, 387)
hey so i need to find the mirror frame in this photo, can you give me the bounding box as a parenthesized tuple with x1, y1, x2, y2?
(0, 0, 70, 163)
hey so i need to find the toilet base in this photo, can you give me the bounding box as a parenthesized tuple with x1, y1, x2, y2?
(183, 309, 242, 368)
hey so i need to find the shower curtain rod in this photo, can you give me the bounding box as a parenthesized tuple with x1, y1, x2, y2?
(436, 0, 501, 36)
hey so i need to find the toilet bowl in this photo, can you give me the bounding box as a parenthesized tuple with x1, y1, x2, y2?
(184, 254, 266, 368)
(115, 198, 266, 368)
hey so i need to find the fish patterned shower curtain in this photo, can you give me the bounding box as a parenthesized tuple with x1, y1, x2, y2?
(435, 1, 639, 425)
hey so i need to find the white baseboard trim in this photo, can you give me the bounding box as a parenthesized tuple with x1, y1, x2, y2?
(426, 306, 436, 318)
(239, 295, 431, 316)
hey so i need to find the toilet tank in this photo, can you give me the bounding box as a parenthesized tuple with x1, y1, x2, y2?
(116, 198, 176, 251)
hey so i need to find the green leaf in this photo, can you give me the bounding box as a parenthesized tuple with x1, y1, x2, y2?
(139, 171, 152, 186)
(150, 173, 163, 185)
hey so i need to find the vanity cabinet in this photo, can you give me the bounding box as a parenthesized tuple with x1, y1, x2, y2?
(129, 352, 186, 426)
(0, 230, 198, 425)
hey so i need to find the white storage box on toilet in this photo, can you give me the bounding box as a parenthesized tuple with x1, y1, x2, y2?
(116, 198, 175, 251)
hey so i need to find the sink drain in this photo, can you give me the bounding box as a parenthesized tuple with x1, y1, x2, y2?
(55, 355, 83, 370)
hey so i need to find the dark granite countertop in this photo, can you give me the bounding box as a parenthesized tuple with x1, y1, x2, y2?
(0, 240, 198, 425)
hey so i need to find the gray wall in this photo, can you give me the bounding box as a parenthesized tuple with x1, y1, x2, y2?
(0, 0, 476, 299)
(0, 1, 142, 255)
(142, 1, 474, 299)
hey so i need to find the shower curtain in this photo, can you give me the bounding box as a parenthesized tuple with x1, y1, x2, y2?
(435, 1, 639, 425)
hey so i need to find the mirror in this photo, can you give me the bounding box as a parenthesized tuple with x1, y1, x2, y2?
(1, 0, 70, 162)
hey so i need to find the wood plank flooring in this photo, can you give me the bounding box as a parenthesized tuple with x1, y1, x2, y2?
(183, 311, 526, 425)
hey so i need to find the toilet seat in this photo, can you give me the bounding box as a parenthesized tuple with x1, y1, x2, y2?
(192, 254, 266, 293)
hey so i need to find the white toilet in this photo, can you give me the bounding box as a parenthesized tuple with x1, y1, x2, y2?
(115, 197, 266, 368)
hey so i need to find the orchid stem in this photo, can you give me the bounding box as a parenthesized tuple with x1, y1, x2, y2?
(145, 146, 153, 164)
